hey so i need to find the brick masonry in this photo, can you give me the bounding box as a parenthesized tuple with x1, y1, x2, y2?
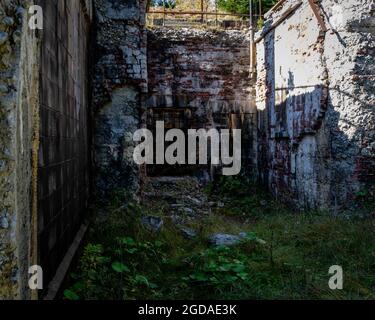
(147, 28, 257, 175)
(147, 28, 254, 115)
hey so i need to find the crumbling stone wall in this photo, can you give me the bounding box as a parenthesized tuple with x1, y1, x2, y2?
(147, 28, 256, 175)
(0, 0, 39, 299)
(256, 0, 375, 210)
(93, 0, 148, 198)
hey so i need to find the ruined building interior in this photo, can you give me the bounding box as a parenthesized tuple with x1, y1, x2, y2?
(0, 0, 374, 300)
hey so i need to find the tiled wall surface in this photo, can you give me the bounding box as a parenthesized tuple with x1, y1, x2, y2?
(38, 0, 91, 287)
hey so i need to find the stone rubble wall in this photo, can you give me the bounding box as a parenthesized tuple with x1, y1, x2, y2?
(0, 0, 39, 299)
(92, 0, 148, 198)
(256, 0, 375, 210)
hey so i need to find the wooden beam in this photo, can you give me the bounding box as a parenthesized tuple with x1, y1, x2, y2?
(163, 0, 166, 26)
(250, 0, 255, 79)
(44, 224, 88, 300)
(308, 0, 328, 32)
(201, 0, 204, 22)
(264, 0, 288, 19)
(255, 1, 303, 43)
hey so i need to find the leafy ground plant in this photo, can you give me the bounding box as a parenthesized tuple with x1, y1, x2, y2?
(63, 180, 375, 300)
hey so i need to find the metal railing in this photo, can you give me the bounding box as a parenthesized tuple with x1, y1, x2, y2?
(147, 8, 263, 30)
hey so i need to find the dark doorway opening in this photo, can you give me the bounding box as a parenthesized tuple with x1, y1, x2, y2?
(146, 108, 202, 177)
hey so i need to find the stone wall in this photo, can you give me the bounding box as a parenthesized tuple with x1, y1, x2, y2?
(256, 0, 375, 210)
(147, 28, 256, 175)
(92, 0, 148, 198)
(0, 0, 40, 300)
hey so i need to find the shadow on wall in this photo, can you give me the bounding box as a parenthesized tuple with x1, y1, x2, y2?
(257, 20, 374, 211)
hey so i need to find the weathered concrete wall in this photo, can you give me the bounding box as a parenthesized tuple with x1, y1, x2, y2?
(0, 0, 39, 299)
(93, 0, 147, 198)
(38, 0, 92, 289)
(147, 28, 256, 174)
(256, 0, 375, 210)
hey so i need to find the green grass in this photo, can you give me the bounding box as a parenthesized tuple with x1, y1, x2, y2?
(63, 179, 375, 300)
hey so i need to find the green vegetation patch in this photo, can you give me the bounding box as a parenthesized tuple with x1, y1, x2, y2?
(63, 178, 375, 300)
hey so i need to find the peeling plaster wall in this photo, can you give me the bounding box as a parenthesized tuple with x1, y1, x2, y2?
(256, 0, 375, 210)
(0, 0, 39, 299)
(93, 0, 147, 198)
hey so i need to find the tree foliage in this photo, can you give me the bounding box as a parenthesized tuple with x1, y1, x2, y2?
(150, 0, 177, 9)
(217, 0, 278, 15)
(150, 0, 212, 11)
(149, 0, 278, 15)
